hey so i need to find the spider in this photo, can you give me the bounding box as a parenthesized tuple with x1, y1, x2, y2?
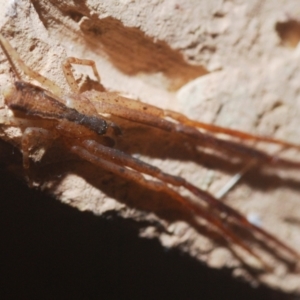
(0, 33, 299, 271)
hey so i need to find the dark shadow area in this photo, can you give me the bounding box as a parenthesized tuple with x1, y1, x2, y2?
(0, 167, 292, 300)
(275, 20, 300, 48)
(110, 118, 300, 195)
(79, 16, 207, 90)
(32, 0, 207, 91)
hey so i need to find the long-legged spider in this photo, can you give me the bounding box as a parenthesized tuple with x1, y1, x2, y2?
(0, 33, 299, 271)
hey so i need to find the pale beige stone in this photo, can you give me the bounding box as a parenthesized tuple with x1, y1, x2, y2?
(0, 0, 300, 293)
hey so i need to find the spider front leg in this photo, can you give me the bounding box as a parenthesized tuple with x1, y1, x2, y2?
(163, 109, 300, 150)
(85, 88, 300, 150)
(0, 34, 64, 98)
(87, 91, 300, 169)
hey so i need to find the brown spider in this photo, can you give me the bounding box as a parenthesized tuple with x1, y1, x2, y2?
(0, 33, 299, 271)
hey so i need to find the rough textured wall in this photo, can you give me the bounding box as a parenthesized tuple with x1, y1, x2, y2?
(0, 0, 300, 294)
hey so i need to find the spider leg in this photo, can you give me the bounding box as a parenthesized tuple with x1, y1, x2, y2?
(62, 57, 101, 93)
(79, 139, 300, 261)
(0, 115, 56, 169)
(71, 142, 273, 270)
(0, 34, 63, 97)
(88, 92, 300, 168)
(164, 109, 300, 150)
(21, 127, 56, 169)
(85, 89, 300, 150)
(60, 58, 120, 131)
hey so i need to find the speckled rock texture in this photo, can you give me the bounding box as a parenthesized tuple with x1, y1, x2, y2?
(0, 0, 300, 294)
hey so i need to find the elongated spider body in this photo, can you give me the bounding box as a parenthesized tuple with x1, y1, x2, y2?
(0, 33, 299, 272)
